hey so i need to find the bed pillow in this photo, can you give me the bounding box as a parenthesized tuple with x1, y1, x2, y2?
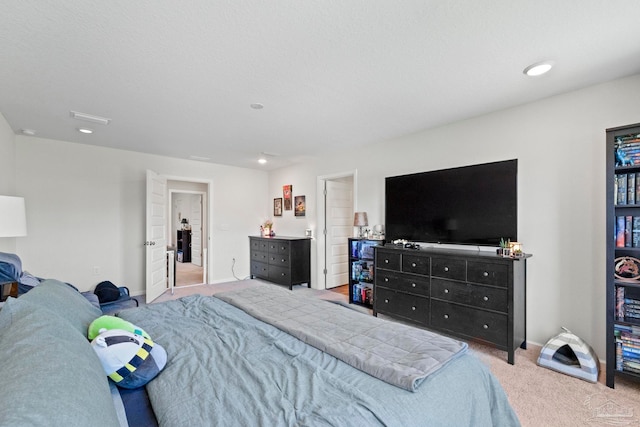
(0, 296, 119, 427)
(18, 278, 102, 334)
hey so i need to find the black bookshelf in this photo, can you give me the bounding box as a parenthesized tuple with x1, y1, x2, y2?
(606, 122, 640, 388)
(348, 238, 382, 308)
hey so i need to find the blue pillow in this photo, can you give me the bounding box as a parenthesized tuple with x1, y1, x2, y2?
(0, 297, 119, 426)
(19, 278, 102, 334)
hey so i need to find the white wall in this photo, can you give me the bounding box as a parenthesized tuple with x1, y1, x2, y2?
(269, 73, 640, 358)
(14, 136, 269, 294)
(0, 113, 17, 253)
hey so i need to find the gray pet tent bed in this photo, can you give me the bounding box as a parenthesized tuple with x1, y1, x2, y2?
(537, 327, 599, 383)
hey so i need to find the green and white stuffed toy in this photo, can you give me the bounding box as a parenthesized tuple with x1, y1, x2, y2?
(88, 315, 151, 340)
(88, 315, 166, 389)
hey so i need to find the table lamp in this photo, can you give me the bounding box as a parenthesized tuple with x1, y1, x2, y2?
(353, 212, 368, 238)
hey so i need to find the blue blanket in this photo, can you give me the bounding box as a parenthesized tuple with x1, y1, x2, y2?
(216, 285, 467, 392)
(119, 295, 520, 427)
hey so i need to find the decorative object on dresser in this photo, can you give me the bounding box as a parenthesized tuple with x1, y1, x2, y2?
(261, 219, 273, 237)
(353, 211, 368, 238)
(176, 230, 191, 263)
(348, 238, 382, 308)
(249, 236, 311, 289)
(606, 121, 640, 388)
(374, 245, 530, 364)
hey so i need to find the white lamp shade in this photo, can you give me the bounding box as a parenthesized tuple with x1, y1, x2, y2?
(353, 212, 368, 227)
(0, 196, 27, 237)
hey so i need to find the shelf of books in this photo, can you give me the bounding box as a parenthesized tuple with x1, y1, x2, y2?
(348, 238, 381, 308)
(614, 283, 640, 380)
(607, 121, 640, 388)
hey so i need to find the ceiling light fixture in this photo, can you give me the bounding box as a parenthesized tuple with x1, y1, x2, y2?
(70, 110, 111, 125)
(258, 151, 278, 164)
(77, 128, 93, 134)
(21, 129, 36, 136)
(250, 103, 264, 110)
(523, 61, 554, 77)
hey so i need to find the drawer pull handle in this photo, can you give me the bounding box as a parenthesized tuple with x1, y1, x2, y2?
(444, 267, 449, 272)
(443, 314, 449, 319)
(411, 306, 416, 311)
(483, 271, 489, 277)
(483, 296, 489, 301)
(444, 289, 449, 293)
(384, 299, 389, 303)
(384, 278, 389, 282)
(411, 262, 417, 267)
(483, 324, 489, 329)
(411, 283, 416, 287)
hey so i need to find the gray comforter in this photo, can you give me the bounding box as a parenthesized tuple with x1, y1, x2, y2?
(119, 290, 520, 427)
(216, 285, 467, 392)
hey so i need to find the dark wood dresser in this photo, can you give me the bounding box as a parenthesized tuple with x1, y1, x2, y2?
(249, 236, 311, 289)
(374, 245, 530, 364)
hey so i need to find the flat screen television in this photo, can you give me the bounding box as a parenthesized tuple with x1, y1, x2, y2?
(385, 159, 517, 246)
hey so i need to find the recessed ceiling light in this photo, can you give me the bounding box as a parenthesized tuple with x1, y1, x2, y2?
(258, 157, 267, 164)
(250, 103, 264, 110)
(523, 61, 554, 77)
(21, 129, 36, 136)
(77, 128, 93, 134)
(70, 110, 111, 125)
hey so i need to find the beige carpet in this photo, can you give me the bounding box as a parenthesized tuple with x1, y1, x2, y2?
(151, 279, 640, 426)
(174, 262, 204, 287)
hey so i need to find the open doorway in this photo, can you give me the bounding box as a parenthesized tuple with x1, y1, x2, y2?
(168, 182, 208, 287)
(316, 171, 356, 290)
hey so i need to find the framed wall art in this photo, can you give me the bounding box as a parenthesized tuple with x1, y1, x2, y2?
(283, 185, 292, 210)
(294, 195, 306, 217)
(274, 198, 283, 217)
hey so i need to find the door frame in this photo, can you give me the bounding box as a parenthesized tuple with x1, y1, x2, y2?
(316, 170, 357, 289)
(163, 176, 213, 284)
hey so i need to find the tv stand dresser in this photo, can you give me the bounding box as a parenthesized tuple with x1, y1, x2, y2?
(373, 245, 530, 364)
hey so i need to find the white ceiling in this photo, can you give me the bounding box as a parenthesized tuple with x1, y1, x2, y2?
(1, 1, 640, 170)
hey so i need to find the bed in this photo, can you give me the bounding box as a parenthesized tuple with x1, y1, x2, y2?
(0, 279, 520, 427)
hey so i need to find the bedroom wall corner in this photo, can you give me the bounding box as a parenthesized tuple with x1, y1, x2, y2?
(14, 136, 269, 295)
(0, 112, 17, 253)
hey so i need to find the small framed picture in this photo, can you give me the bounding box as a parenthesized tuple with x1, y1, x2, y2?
(294, 195, 306, 217)
(274, 198, 283, 217)
(283, 185, 292, 210)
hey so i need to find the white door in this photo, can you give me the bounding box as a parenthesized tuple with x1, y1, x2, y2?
(190, 194, 203, 267)
(325, 180, 353, 288)
(146, 170, 168, 302)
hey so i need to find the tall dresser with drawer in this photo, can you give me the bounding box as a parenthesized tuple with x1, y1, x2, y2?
(374, 245, 530, 364)
(249, 236, 311, 289)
